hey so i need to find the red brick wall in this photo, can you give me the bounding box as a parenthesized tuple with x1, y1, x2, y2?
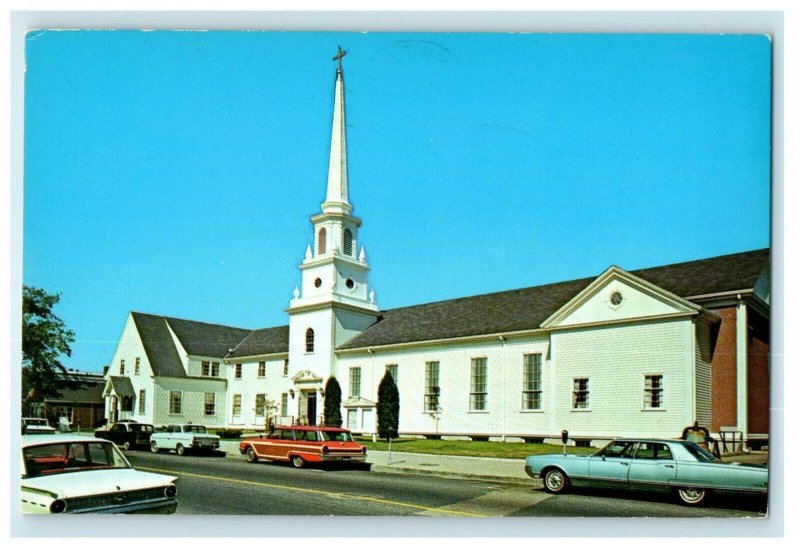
(710, 307, 738, 431)
(747, 311, 770, 435)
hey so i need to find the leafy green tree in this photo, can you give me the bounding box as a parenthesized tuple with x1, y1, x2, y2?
(377, 371, 400, 439)
(323, 376, 342, 427)
(22, 286, 77, 415)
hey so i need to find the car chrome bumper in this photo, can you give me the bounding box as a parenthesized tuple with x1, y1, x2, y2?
(320, 454, 367, 462)
(71, 498, 178, 515)
(524, 465, 540, 479)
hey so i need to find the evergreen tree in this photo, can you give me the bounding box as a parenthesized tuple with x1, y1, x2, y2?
(323, 377, 342, 427)
(377, 371, 400, 439)
(22, 286, 78, 415)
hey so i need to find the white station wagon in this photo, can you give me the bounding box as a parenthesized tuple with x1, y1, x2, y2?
(149, 424, 221, 456)
(20, 434, 178, 514)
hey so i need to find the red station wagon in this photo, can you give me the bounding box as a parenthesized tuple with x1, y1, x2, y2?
(238, 426, 367, 469)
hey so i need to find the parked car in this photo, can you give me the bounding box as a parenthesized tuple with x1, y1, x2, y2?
(20, 434, 177, 514)
(239, 425, 367, 469)
(95, 422, 155, 451)
(21, 417, 56, 435)
(149, 424, 221, 456)
(524, 438, 768, 505)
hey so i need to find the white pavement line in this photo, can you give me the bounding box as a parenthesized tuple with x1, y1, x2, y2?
(414, 486, 552, 517)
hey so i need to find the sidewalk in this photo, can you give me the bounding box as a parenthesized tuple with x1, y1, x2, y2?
(219, 440, 768, 483)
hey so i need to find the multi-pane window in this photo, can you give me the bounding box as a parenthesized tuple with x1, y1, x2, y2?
(349, 367, 361, 398)
(644, 375, 664, 409)
(134, 357, 140, 375)
(119, 359, 125, 375)
(169, 390, 182, 414)
(255, 394, 266, 416)
(305, 328, 315, 353)
(572, 378, 590, 410)
(317, 228, 327, 255)
(204, 393, 216, 416)
(283, 359, 289, 377)
(470, 358, 488, 411)
(232, 394, 242, 416)
(522, 353, 543, 410)
(201, 361, 220, 377)
(343, 228, 353, 256)
(281, 393, 288, 416)
(258, 361, 266, 378)
(424, 361, 440, 412)
(138, 390, 146, 414)
(234, 364, 242, 379)
(385, 363, 398, 383)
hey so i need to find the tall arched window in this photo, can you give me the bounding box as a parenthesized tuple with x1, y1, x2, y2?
(317, 228, 327, 255)
(343, 228, 353, 256)
(305, 328, 315, 353)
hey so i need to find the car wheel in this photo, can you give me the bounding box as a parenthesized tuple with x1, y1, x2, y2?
(542, 468, 570, 494)
(150, 441, 159, 453)
(246, 447, 258, 463)
(676, 487, 707, 505)
(291, 455, 305, 469)
(123, 441, 132, 451)
(176, 444, 186, 456)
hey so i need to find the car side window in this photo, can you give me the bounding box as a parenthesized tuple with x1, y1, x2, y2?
(282, 430, 295, 440)
(601, 441, 636, 458)
(635, 442, 674, 460)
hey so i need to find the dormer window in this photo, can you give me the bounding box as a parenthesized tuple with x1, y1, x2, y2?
(343, 228, 353, 256)
(305, 328, 315, 353)
(317, 228, 327, 255)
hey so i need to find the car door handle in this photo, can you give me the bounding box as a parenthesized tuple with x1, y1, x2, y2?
(664, 464, 675, 468)
(620, 462, 629, 466)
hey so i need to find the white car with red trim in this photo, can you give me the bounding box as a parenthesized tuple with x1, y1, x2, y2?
(20, 434, 178, 514)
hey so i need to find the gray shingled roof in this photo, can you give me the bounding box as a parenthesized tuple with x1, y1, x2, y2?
(46, 374, 105, 404)
(131, 312, 189, 377)
(163, 316, 251, 358)
(227, 325, 290, 359)
(337, 248, 769, 350)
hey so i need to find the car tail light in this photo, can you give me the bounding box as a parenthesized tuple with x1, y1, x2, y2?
(164, 484, 177, 498)
(50, 499, 66, 514)
(321, 445, 329, 454)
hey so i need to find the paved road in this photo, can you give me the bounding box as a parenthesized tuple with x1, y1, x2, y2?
(124, 451, 767, 518)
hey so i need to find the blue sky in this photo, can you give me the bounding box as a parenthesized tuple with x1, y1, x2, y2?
(22, 31, 771, 373)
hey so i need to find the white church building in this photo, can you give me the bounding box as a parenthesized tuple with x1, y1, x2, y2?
(103, 53, 770, 447)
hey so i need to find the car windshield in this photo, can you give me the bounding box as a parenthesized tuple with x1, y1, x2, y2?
(683, 442, 719, 463)
(23, 441, 129, 478)
(25, 419, 48, 425)
(321, 431, 353, 442)
(185, 426, 207, 433)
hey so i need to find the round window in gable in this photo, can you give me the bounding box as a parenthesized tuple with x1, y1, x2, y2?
(345, 278, 355, 290)
(314, 278, 322, 288)
(610, 291, 623, 306)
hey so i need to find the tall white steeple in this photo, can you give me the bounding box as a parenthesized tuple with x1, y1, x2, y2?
(289, 47, 377, 313)
(322, 47, 351, 216)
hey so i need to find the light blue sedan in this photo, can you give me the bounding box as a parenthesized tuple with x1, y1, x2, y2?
(524, 439, 768, 505)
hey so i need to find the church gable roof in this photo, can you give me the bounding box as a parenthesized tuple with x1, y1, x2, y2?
(337, 248, 769, 350)
(227, 325, 290, 359)
(130, 312, 188, 378)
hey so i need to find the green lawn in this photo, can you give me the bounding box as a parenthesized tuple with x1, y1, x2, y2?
(355, 437, 597, 459)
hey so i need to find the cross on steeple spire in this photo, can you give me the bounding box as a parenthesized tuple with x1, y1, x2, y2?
(332, 46, 347, 73)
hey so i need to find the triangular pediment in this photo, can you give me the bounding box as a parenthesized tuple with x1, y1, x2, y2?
(342, 396, 376, 408)
(541, 266, 702, 329)
(291, 369, 324, 384)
